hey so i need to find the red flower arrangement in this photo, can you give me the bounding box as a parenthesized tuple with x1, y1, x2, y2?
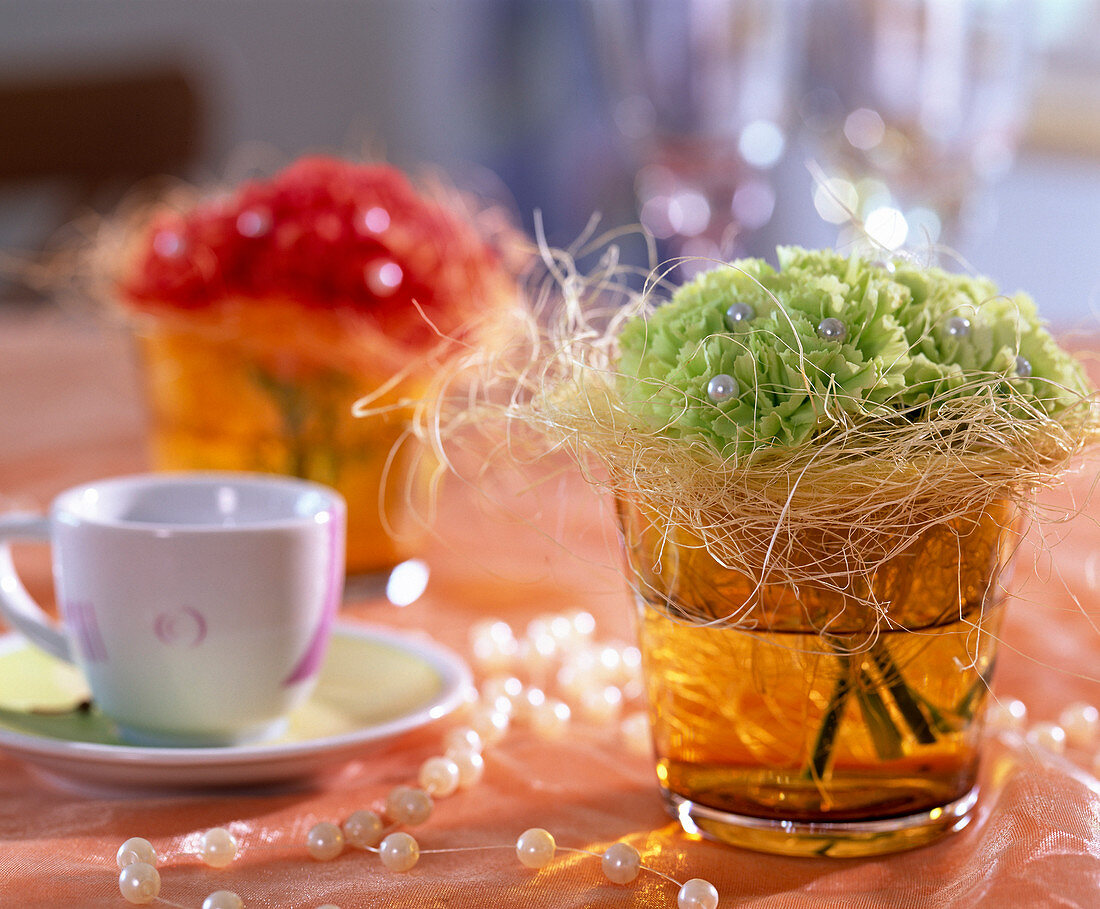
(119, 155, 514, 350)
(109, 155, 519, 575)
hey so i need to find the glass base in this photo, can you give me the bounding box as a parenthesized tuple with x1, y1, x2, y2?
(666, 785, 978, 857)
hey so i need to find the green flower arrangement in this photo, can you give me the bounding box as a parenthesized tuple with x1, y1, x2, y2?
(425, 244, 1100, 854)
(601, 251, 1099, 842)
(618, 247, 1092, 462)
(424, 243, 1098, 613)
(428, 244, 1099, 633)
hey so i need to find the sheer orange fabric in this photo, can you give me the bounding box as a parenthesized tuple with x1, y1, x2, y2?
(1, 312, 1096, 908)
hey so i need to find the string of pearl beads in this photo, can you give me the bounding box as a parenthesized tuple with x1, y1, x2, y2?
(118, 821, 719, 909)
(987, 697, 1100, 775)
(114, 610, 719, 908)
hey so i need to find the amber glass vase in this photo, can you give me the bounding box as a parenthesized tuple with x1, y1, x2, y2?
(617, 493, 1019, 857)
(136, 304, 431, 578)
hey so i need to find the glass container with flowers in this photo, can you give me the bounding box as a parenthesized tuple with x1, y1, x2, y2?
(454, 246, 1097, 856)
(105, 156, 516, 578)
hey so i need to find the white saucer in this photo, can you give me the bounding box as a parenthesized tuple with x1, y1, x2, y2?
(0, 622, 471, 793)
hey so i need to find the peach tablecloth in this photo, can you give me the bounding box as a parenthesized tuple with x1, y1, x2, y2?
(0, 307, 1097, 908)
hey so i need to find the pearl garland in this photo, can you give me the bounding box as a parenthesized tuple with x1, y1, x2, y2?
(113, 614, 1100, 908)
(986, 696, 1100, 773)
(114, 610, 719, 908)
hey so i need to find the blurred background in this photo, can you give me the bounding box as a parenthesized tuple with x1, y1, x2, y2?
(1, 0, 1098, 325)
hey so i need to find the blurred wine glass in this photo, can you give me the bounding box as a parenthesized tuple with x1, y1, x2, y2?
(590, 0, 806, 276)
(798, 0, 1037, 256)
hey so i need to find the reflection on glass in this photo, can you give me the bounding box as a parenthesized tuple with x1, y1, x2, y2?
(800, 0, 1036, 254)
(591, 0, 805, 275)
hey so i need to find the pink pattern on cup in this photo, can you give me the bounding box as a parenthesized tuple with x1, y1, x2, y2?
(66, 600, 108, 663)
(282, 513, 343, 686)
(153, 606, 207, 648)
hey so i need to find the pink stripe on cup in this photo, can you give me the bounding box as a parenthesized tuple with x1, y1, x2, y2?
(282, 512, 343, 685)
(66, 600, 108, 663)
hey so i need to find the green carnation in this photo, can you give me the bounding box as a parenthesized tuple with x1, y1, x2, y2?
(616, 248, 1093, 460)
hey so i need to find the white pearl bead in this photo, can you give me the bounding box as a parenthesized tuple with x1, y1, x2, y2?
(556, 661, 601, 704)
(706, 374, 738, 403)
(1026, 722, 1067, 755)
(594, 641, 642, 688)
(343, 810, 385, 849)
(601, 842, 641, 884)
(517, 633, 559, 675)
(236, 207, 272, 238)
(1058, 702, 1099, 749)
(525, 614, 557, 642)
(480, 675, 524, 717)
(530, 697, 572, 740)
(945, 316, 971, 338)
(306, 821, 345, 861)
(597, 645, 623, 678)
(419, 755, 461, 797)
(580, 685, 624, 725)
(1015, 355, 1032, 378)
(565, 609, 596, 640)
(725, 302, 755, 328)
(386, 786, 433, 826)
(379, 832, 420, 872)
(534, 607, 580, 642)
(202, 890, 244, 909)
(468, 706, 509, 745)
(445, 744, 486, 789)
(118, 862, 161, 905)
(200, 827, 238, 868)
(678, 877, 720, 909)
(516, 827, 556, 869)
(816, 317, 847, 341)
(152, 229, 186, 258)
(481, 692, 517, 718)
(442, 726, 483, 754)
(365, 260, 404, 297)
(116, 837, 156, 869)
(356, 205, 391, 235)
(618, 645, 642, 685)
(621, 711, 652, 756)
(527, 614, 577, 655)
(987, 698, 1027, 731)
(516, 686, 547, 721)
(469, 620, 518, 672)
(460, 683, 480, 709)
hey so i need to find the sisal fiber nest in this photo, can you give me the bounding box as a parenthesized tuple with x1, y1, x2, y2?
(414, 235, 1100, 634)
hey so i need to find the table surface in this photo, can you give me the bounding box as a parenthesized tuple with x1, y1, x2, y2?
(1, 304, 1098, 909)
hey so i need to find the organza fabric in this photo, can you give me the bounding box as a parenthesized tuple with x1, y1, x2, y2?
(1, 311, 1097, 908)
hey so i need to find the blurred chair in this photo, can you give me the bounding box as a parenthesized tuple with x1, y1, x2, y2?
(0, 64, 202, 301)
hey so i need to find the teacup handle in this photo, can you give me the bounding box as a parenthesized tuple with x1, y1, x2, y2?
(0, 513, 72, 663)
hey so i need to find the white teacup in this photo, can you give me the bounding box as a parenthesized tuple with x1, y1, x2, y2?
(0, 473, 346, 747)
